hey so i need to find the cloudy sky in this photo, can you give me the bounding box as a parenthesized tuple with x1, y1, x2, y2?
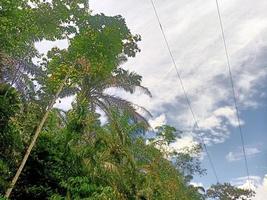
(89, 0, 267, 196)
(37, 0, 267, 198)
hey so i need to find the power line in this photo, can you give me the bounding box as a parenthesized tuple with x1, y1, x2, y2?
(214, 0, 250, 184)
(149, 0, 219, 183)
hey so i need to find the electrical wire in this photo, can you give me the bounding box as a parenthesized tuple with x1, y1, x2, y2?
(149, 0, 219, 183)
(214, 0, 250, 185)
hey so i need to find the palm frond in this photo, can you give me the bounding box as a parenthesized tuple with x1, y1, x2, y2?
(101, 68, 152, 97)
(0, 53, 43, 100)
(97, 94, 150, 128)
(1, 55, 43, 82)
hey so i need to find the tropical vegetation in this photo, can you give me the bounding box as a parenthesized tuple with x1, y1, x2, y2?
(0, 0, 255, 199)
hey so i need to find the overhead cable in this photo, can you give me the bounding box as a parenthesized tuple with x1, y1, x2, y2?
(149, 0, 219, 183)
(214, 0, 250, 185)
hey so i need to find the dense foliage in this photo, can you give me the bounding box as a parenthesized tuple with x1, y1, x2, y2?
(206, 183, 255, 200)
(0, 1, 255, 199)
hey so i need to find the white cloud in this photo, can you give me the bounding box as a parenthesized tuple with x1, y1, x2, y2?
(170, 134, 198, 152)
(253, 175, 267, 200)
(149, 114, 167, 129)
(190, 182, 204, 188)
(214, 106, 243, 127)
(195, 106, 245, 145)
(232, 175, 267, 200)
(35, 39, 68, 54)
(226, 147, 261, 162)
(232, 176, 261, 190)
(90, 0, 267, 144)
(54, 96, 74, 111)
(147, 132, 200, 160)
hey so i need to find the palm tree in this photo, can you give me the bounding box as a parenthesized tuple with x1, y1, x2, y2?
(61, 58, 152, 127)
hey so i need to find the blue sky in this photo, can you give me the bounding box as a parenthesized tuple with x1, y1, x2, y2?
(36, 0, 267, 198)
(195, 106, 267, 184)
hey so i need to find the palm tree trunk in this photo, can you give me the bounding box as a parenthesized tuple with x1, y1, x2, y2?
(4, 75, 68, 198)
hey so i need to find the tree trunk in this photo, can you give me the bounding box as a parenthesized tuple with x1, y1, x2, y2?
(4, 76, 68, 198)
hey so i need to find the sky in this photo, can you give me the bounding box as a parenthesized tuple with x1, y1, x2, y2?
(36, 0, 267, 198)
